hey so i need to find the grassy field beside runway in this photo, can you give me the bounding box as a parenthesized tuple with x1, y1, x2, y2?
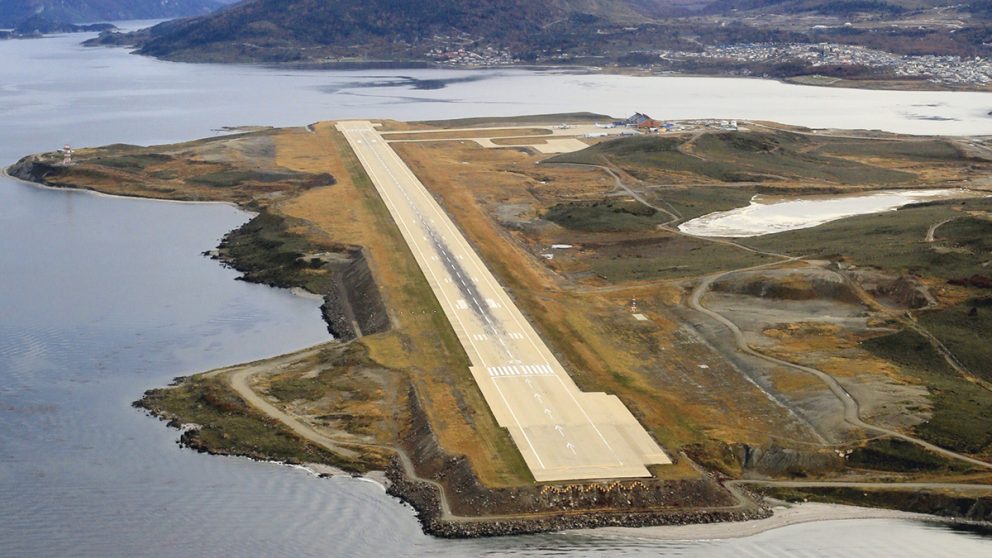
(548, 131, 943, 185)
(543, 199, 669, 232)
(549, 230, 773, 282)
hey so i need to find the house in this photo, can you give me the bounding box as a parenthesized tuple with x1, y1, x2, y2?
(636, 118, 662, 130)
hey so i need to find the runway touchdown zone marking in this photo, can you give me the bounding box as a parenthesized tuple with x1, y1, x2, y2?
(488, 365, 555, 377)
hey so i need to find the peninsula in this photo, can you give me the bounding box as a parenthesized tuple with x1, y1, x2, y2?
(10, 113, 992, 535)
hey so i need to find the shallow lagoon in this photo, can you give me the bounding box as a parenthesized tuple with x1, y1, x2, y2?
(678, 189, 969, 237)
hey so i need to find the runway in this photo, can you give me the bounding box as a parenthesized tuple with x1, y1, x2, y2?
(337, 121, 671, 481)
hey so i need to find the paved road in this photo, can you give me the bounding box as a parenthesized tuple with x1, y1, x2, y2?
(337, 120, 670, 481)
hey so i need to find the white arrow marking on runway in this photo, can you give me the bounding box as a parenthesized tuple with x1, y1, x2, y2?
(566, 442, 576, 454)
(533, 393, 542, 403)
(554, 424, 565, 437)
(544, 408, 553, 418)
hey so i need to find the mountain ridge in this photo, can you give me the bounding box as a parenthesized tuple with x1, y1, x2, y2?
(132, 0, 645, 62)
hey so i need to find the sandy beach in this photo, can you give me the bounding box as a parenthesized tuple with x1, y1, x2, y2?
(568, 500, 934, 541)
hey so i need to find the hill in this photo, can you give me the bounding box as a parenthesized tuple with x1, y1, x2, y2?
(0, 0, 223, 28)
(125, 0, 651, 63)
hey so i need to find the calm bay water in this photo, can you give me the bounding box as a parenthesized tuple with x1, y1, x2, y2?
(1, 28, 991, 557)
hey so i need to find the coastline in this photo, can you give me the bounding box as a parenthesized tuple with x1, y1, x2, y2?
(150, 431, 987, 542)
(289, 462, 391, 490)
(275, 458, 987, 541)
(573, 500, 935, 541)
(0, 165, 245, 209)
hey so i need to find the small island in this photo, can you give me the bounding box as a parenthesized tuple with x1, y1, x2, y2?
(10, 114, 992, 536)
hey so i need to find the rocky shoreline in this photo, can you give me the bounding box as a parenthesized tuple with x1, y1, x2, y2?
(384, 458, 770, 538)
(378, 385, 772, 538)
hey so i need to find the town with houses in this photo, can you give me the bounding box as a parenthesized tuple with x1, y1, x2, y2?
(427, 43, 517, 66)
(659, 43, 992, 87)
(421, 32, 992, 88)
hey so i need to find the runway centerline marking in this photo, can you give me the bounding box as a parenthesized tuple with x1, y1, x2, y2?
(349, 128, 548, 469)
(336, 121, 670, 480)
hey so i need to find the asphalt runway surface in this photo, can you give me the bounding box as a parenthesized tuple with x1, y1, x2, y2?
(338, 121, 670, 481)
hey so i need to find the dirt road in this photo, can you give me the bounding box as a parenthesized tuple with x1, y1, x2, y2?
(690, 267, 992, 470)
(204, 347, 361, 460)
